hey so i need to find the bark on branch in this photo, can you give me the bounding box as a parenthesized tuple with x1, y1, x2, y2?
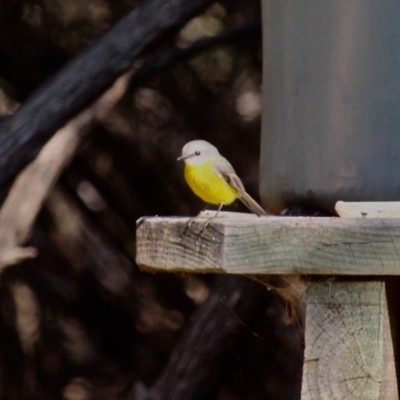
(0, 0, 214, 192)
(0, 71, 133, 269)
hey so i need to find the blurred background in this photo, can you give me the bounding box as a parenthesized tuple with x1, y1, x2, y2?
(0, 1, 303, 399)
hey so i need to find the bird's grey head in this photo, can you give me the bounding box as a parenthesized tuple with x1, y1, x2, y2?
(178, 140, 220, 165)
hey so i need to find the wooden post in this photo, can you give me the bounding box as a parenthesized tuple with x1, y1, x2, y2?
(302, 281, 397, 400)
(136, 212, 399, 399)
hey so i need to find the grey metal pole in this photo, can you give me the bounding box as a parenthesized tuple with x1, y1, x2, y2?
(260, 0, 400, 213)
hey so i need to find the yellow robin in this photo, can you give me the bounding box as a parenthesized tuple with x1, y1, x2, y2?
(178, 140, 268, 220)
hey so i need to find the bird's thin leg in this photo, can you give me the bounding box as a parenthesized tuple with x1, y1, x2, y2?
(182, 204, 224, 236)
(213, 203, 224, 219)
(187, 210, 204, 228)
(217, 203, 223, 217)
(203, 203, 224, 229)
(181, 206, 209, 235)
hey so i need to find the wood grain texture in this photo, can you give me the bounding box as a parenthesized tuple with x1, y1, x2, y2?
(301, 281, 397, 400)
(336, 201, 400, 218)
(136, 213, 400, 274)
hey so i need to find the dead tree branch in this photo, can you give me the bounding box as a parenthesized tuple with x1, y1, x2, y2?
(0, 0, 214, 193)
(0, 71, 133, 269)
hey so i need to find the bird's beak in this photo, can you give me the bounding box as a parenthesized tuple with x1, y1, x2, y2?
(177, 155, 186, 161)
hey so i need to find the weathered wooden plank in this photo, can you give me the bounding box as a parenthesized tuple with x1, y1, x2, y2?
(301, 281, 397, 400)
(336, 201, 400, 218)
(135, 213, 400, 274)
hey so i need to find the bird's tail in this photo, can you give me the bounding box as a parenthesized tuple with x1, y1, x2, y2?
(239, 192, 269, 216)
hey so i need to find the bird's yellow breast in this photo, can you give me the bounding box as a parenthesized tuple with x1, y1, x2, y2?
(184, 160, 238, 205)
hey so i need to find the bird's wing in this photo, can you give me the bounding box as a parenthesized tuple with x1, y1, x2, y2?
(212, 156, 269, 216)
(212, 157, 246, 195)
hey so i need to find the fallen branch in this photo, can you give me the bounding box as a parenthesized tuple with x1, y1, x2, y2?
(0, 71, 134, 269)
(0, 0, 214, 193)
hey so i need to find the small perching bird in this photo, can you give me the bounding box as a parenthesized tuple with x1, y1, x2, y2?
(178, 140, 268, 221)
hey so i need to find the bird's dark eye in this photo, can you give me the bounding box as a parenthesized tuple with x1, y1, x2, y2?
(195, 151, 200, 156)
